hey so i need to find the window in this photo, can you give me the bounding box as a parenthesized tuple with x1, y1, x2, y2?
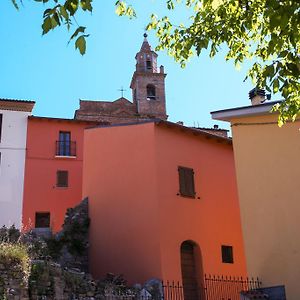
(221, 245, 234, 263)
(146, 60, 152, 70)
(0, 114, 2, 142)
(57, 131, 71, 156)
(35, 212, 50, 228)
(178, 166, 195, 198)
(56, 170, 68, 187)
(146, 84, 156, 100)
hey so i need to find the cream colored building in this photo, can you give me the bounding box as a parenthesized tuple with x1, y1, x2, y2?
(211, 95, 299, 300)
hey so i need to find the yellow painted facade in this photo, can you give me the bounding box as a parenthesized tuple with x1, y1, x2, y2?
(223, 112, 300, 300)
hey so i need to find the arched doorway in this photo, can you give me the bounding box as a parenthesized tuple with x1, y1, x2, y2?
(180, 241, 202, 300)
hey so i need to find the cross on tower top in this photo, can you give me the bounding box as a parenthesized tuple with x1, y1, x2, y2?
(118, 86, 126, 98)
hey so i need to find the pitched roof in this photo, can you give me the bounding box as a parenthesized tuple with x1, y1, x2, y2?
(0, 98, 35, 112)
(29, 115, 109, 125)
(87, 119, 232, 145)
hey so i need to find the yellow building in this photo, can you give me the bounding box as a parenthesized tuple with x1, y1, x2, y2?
(211, 92, 299, 300)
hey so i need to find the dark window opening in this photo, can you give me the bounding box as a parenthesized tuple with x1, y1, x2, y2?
(35, 212, 50, 228)
(178, 166, 195, 198)
(57, 170, 68, 187)
(0, 114, 2, 142)
(147, 84, 156, 100)
(222, 245, 234, 263)
(146, 60, 152, 70)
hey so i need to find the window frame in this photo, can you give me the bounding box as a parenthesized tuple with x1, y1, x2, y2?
(35, 212, 50, 228)
(221, 245, 234, 264)
(178, 166, 196, 198)
(56, 170, 69, 188)
(146, 84, 156, 100)
(146, 60, 152, 70)
(58, 131, 71, 156)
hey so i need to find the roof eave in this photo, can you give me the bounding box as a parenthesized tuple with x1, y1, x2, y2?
(211, 101, 281, 122)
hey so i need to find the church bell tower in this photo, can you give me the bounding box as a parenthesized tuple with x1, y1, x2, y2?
(130, 34, 167, 120)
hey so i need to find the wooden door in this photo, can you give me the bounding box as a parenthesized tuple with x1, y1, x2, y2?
(181, 241, 200, 300)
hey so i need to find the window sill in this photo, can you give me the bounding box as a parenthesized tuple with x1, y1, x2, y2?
(55, 186, 69, 189)
(177, 193, 196, 199)
(55, 155, 76, 159)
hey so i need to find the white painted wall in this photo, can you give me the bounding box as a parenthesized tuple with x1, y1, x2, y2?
(0, 109, 30, 228)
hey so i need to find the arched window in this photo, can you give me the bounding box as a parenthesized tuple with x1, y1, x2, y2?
(147, 84, 156, 100)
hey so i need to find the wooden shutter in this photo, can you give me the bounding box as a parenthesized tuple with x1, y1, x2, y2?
(57, 170, 68, 187)
(178, 166, 195, 198)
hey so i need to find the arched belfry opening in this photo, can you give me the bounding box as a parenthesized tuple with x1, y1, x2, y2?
(146, 84, 156, 100)
(180, 240, 203, 300)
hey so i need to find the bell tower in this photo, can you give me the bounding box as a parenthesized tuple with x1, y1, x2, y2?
(130, 33, 167, 120)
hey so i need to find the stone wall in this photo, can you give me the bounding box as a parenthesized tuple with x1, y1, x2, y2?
(0, 198, 150, 300)
(0, 255, 29, 300)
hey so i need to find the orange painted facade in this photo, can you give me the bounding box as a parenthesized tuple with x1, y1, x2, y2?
(22, 116, 99, 232)
(83, 121, 247, 284)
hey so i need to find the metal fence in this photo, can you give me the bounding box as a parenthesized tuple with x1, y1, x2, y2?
(162, 275, 262, 300)
(55, 140, 76, 156)
(204, 274, 262, 300)
(103, 275, 262, 300)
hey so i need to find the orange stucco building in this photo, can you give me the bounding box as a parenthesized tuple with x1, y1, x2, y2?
(83, 120, 247, 286)
(22, 116, 101, 232)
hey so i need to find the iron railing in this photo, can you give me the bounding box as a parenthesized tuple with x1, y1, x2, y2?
(162, 276, 261, 300)
(55, 140, 76, 157)
(204, 274, 262, 300)
(101, 275, 262, 300)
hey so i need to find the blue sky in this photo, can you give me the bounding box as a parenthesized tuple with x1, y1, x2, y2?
(0, 0, 266, 129)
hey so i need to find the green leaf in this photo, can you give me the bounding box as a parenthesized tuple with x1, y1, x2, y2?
(273, 78, 279, 94)
(42, 16, 52, 35)
(75, 35, 86, 55)
(11, 0, 19, 9)
(60, 6, 69, 20)
(69, 26, 86, 41)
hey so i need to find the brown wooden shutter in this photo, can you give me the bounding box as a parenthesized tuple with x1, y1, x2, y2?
(178, 166, 195, 198)
(57, 170, 68, 187)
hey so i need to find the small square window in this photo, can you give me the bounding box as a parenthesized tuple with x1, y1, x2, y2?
(57, 170, 68, 187)
(221, 245, 234, 264)
(35, 212, 50, 228)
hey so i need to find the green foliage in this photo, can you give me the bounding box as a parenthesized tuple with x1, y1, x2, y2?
(45, 236, 64, 259)
(146, 0, 300, 125)
(0, 242, 30, 278)
(10, 0, 300, 124)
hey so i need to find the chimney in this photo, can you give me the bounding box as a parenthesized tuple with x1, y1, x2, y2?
(249, 88, 266, 105)
(177, 121, 184, 125)
(213, 124, 219, 129)
(160, 65, 164, 74)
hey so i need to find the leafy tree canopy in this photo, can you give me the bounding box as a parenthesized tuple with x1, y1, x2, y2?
(10, 0, 300, 125)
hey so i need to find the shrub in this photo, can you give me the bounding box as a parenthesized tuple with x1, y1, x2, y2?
(0, 242, 30, 279)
